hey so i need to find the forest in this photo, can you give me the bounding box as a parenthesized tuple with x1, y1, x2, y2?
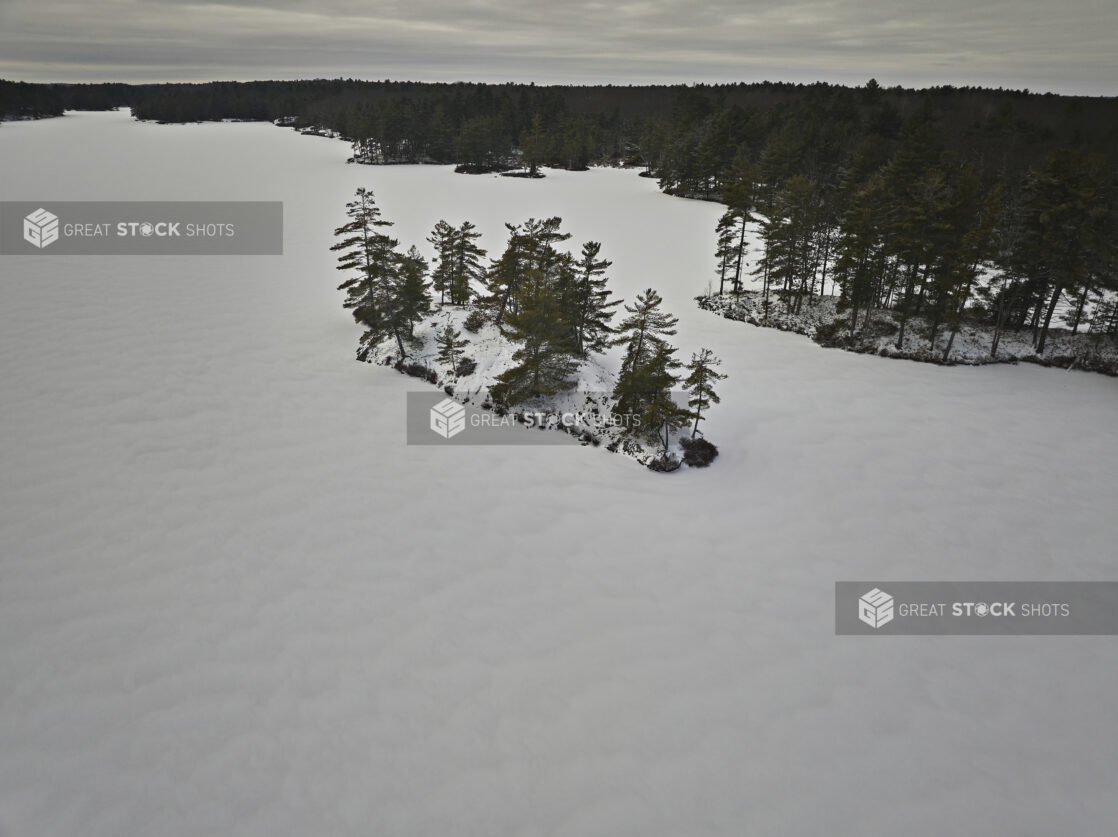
(3, 77, 1115, 360)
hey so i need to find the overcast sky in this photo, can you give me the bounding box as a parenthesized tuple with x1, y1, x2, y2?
(1, 0, 1114, 96)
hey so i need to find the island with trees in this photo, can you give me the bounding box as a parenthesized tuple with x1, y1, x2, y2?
(332, 188, 724, 470)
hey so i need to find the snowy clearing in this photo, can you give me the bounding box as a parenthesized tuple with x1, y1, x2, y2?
(1, 110, 1117, 837)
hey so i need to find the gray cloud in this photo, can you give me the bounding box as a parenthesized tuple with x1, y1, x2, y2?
(0, 0, 1113, 95)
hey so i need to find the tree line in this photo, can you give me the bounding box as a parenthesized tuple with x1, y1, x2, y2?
(716, 117, 1117, 359)
(0, 80, 134, 119)
(332, 189, 724, 456)
(6, 77, 1115, 179)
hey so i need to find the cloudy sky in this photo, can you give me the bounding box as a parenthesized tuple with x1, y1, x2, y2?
(1, 0, 1114, 95)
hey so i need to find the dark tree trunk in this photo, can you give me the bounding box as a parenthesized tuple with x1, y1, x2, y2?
(991, 292, 1008, 358)
(1069, 286, 1089, 333)
(1036, 283, 1063, 355)
(732, 217, 747, 294)
(895, 263, 918, 350)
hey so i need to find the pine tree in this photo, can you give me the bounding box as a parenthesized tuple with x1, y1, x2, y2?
(935, 173, 1000, 359)
(876, 122, 946, 349)
(759, 122, 802, 209)
(435, 323, 468, 369)
(356, 245, 431, 359)
(1017, 148, 1115, 354)
(636, 342, 688, 452)
(1089, 300, 1118, 336)
(486, 222, 524, 326)
(490, 265, 580, 404)
(714, 211, 739, 296)
(486, 217, 570, 325)
(759, 175, 822, 314)
(332, 188, 399, 327)
(523, 216, 572, 269)
(833, 175, 886, 335)
(448, 221, 487, 305)
(521, 113, 545, 176)
(682, 348, 726, 438)
(611, 288, 680, 428)
(427, 219, 456, 305)
(720, 161, 757, 294)
(568, 241, 621, 355)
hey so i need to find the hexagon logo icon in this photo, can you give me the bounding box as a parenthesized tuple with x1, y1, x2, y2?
(858, 588, 894, 629)
(430, 397, 466, 439)
(23, 208, 59, 249)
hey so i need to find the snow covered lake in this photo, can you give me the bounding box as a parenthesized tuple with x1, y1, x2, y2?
(2, 109, 1117, 836)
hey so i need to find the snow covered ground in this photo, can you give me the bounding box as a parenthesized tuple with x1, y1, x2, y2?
(701, 290, 1118, 371)
(2, 110, 1117, 836)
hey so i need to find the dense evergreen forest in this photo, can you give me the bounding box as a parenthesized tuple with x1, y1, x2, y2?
(4, 77, 1115, 358)
(4, 77, 1116, 174)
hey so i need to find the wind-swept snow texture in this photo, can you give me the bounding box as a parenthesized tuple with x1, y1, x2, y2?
(2, 110, 1117, 837)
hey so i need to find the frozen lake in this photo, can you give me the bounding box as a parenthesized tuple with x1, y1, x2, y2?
(2, 110, 1117, 836)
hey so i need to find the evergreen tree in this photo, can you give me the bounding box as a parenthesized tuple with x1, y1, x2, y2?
(448, 221, 487, 305)
(486, 217, 569, 325)
(490, 265, 580, 404)
(355, 245, 431, 358)
(332, 188, 399, 327)
(1017, 148, 1116, 354)
(981, 190, 1026, 358)
(755, 175, 822, 313)
(932, 172, 1000, 359)
(568, 241, 621, 356)
(395, 246, 432, 338)
(682, 348, 726, 438)
(486, 222, 524, 326)
(759, 121, 803, 208)
(719, 165, 757, 294)
(558, 116, 593, 170)
(521, 112, 546, 175)
(833, 175, 886, 335)
(714, 211, 740, 295)
(522, 216, 572, 268)
(427, 219, 456, 305)
(876, 121, 945, 349)
(812, 187, 840, 298)
(636, 342, 688, 453)
(435, 323, 468, 369)
(611, 288, 680, 429)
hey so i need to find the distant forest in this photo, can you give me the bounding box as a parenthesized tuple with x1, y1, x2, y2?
(3, 77, 1116, 173)
(3, 77, 1116, 355)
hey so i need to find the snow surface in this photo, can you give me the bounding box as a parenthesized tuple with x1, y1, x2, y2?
(2, 110, 1117, 837)
(701, 290, 1118, 369)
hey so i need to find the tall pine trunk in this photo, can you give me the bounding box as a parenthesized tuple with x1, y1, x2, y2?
(895, 263, 918, 351)
(732, 217, 747, 294)
(991, 295, 1007, 358)
(818, 228, 832, 297)
(1035, 283, 1063, 355)
(1069, 286, 1089, 333)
